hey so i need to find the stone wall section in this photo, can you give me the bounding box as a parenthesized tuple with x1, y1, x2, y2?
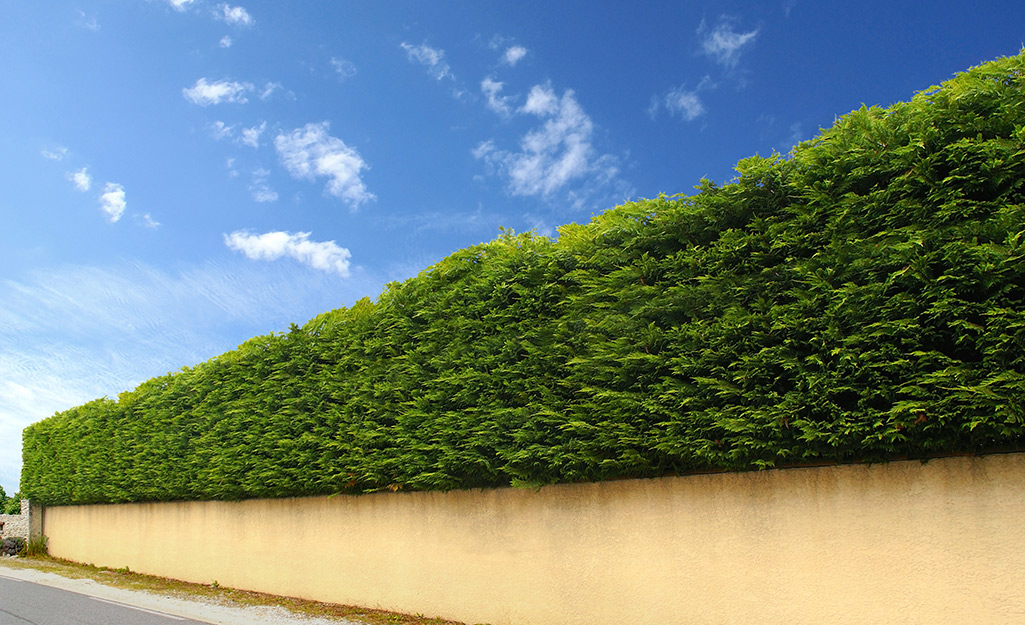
(0, 500, 30, 541)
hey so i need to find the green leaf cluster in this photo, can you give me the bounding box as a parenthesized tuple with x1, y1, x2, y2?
(22, 51, 1025, 505)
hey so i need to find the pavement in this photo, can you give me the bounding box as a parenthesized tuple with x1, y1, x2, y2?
(0, 562, 360, 625)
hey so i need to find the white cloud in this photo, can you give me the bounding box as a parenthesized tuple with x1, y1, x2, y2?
(400, 42, 453, 80)
(475, 83, 621, 199)
(217, 3, 253, 26)
(274, 122, 374, 210)
(210, 120, 236, 140)
(99, 183, 126, 222)
(220, 35, 233, 48)
(140, 213, 161, 229)
(249, 168, 277, 202)
(41, 147, 68, 161)
(481, 77, 511, 116)
(331, 57, 357, 81)
(167, 0, 195, 11)
(241, 121, 266, 148)
(183, 77, 253, 105)
(67, 167, 92, 192)
(650, 76, 714, 122)
(664, 87, 705, 121)
(698, 17, 759, 68)
(225, 230, 352, 277)
(521, 84, 560, 116)
(260, 82, 282, 100)
(503, 45, 528, 66)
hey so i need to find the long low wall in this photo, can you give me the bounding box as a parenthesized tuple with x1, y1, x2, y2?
(42, 453, 1025, 625)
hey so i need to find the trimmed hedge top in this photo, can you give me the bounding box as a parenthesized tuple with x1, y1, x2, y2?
(23, 51, 1025, 505)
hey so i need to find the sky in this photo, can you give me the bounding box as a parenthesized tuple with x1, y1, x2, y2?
(2, 0, 1024, 496)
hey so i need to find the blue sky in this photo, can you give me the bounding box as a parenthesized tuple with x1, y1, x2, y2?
(2, 0, 1024, 495)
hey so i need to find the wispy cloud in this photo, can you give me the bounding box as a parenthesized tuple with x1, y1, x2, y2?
(99, 183, 126, 222)
(167, 0, 195, 11)
(698, 17, 759, 68)
(331, 57, 357, 81)
(665, 88, 705, 120)
(217, 3, 253, 26)
(225, 230, 352, 277)
(67, 167, 92, 192)
(649, 76, 715, 122)
(401, 42, 453, 81)
(502, 45, 528, 67)
(481, 77, 511, 116)
(76, 10, 100, 31)
(780, 121, 806, 152)
(0, 258, 381, 493)
(219, 35, 233, 48)
(241, 121, 266, 148)
(41, 147, 68, 161)
(249, 168, 277, 202)
(210, 120, 236, 140)
(474, 83, 622, 200)
(183, 77, 253, 105)
(274, 122, 374, 210)
(139, 213, 161, 229)
(259, 82, 282, 100)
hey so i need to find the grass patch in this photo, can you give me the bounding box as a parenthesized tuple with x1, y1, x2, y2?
(0, 554, 465, 625)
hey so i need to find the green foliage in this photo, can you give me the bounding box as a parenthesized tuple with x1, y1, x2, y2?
(1, 489, 22, 515)
(21, 51, 1025, 505)
(24, 535, 47, 557)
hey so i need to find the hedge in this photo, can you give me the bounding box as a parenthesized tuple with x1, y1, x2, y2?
(22, 51, 1025, 505)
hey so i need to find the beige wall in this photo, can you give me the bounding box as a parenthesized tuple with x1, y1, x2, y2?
(43, 454, 1025, 625)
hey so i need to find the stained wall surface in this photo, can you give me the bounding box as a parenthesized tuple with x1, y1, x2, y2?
(42, 454, 1025, 625)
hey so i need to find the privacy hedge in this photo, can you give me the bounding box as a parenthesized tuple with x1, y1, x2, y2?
(22, 52, 1025, 505)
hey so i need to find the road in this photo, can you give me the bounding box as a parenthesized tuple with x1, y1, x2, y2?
(0, 574, 206, 625)
(0, 566, 359, 625)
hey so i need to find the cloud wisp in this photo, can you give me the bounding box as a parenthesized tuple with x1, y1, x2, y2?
(241, 121, 266, 148)
(67, 167, 92, 192)
(41, 147, 68, 161)
(503, 45, 528, 66)
(331, 57, 357, 81)
(248, 168, 278, 203)
(474, 83, 622, 200)
(99, 183, 126, 222)
(481, 77, 511, 116)
(649, 76, 715, 122)
(217, 3, 253, 26)
(183, 77, 253, 105)
(698, 17, 759, 68)
(0, 257, 380, 493)
(400, 42, 453, 81)
(274, 122, 374, 210)
(225, 230, 352, 277)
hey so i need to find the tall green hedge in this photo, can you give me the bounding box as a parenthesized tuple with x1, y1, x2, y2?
(22, 51, 1025, 505)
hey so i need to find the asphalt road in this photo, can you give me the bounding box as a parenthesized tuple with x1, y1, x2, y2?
(0, 574, 208, 625)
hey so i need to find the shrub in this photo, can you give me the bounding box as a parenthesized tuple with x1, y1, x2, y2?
(1, 537, 26, 557)
(21, 51, 1025, 506)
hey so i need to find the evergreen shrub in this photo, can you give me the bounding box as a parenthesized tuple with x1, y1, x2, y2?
(22, 52, 1025, 505)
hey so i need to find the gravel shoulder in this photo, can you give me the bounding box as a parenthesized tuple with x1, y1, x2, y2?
(0, 556, 460, 625)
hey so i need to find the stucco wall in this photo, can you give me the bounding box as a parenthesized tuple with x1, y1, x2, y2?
(42, 453, 1025, 625)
